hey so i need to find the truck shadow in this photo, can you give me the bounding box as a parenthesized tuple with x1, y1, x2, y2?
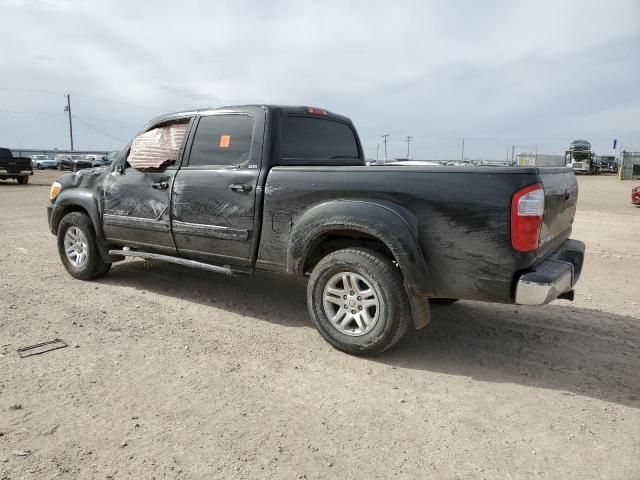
(388, 302, 640, 409)
(101, 259, 640, 409)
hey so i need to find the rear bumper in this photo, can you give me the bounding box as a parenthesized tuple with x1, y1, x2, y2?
(515, 239, 585, 305)
(0, 168, 33, 176)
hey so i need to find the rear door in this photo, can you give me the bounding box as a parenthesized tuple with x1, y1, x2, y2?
(171, 108, 264, 266)
(102, 118, 192, 253)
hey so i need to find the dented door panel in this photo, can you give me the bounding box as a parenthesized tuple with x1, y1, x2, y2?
(170, 109, 265, 266)
(171, 168, 258, 264)
(102, 168, 177, 252)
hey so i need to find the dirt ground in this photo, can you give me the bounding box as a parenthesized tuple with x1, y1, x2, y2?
(1, 171, 639, 479)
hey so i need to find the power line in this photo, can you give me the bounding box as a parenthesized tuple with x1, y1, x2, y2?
(0, 87, 61, 95)
(0, 86, 155, 110)
(70, 92, 154, 110)
(76, 114, 142, 126)
(0, 110, 62, 116)
(72, 115, 128, 143)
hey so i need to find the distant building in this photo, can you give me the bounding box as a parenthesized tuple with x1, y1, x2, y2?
(619, 151, 640, 180)
(516, 152, 565, 167)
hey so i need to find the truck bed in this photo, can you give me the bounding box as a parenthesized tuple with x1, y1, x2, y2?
(257, 165, 577, 303)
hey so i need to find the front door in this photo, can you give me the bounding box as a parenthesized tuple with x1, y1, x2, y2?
(171, 110, 263, 266)
(102, 118, 192, 253)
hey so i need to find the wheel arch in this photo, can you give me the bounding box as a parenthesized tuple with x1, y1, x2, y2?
(51, 189, 104, 241)
(288, 200, 434, 329)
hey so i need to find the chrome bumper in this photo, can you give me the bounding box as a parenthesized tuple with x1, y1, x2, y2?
(0, 169, 32, 176)
(515, 239, 585, 305)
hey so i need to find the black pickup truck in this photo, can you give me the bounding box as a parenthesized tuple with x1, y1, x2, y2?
(47, 105, 585, 355)
(0, 148, 33, 184)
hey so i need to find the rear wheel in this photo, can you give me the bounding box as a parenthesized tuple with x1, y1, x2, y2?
(307, 247, 410, 356)
(16, 176, 28, 185)
(57, 212, 111, 280)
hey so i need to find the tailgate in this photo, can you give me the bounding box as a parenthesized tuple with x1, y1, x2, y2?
(0, 156, 32, 173)
(537, 167, 578, 257)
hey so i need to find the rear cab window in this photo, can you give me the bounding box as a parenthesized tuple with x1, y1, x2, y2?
(280, 116, 362, 165)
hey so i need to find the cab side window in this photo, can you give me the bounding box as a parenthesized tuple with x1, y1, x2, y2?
(188, 114, 254, 167)
(126, 120, 189, 171)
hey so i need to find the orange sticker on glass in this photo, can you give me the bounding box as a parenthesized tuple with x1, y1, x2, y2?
(219, 135, 231, 148)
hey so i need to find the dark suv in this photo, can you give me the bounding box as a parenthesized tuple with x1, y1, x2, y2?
(55, 154, 93, 172)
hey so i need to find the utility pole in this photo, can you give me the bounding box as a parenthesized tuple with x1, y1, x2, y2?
(376, 144, 380, 161)
(64, 94, 74, 151)
(461, 137, 465, 162)
(511, 144, 515, 166)
(405, 136, 412, 159)
(381, 134, 390, 159)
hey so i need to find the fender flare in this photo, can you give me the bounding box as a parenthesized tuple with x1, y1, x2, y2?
(53, 189, 104, 241)
(288, 200, 434, 328)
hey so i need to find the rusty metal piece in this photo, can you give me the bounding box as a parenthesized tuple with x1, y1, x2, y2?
(17, 338, 68, 358)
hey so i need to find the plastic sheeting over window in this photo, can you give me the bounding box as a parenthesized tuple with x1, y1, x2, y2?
(127, 122, 188, 170)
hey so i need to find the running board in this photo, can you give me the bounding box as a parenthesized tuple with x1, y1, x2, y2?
(108, 249, 238, 276)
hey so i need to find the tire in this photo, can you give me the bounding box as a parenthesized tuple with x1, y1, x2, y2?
(72, 163, 78, 172)
(58, 163, 63, 171)
(57, 212, 111, 280)
(430, 298, 459, 305)
(37, 164, 43, 170)
(307, 247, 410, 356)
(16, 176, 28, 185)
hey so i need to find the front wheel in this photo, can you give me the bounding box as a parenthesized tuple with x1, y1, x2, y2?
(57, 212, 111, 280)
(72, 163, 78, 172)
(307, 247, 410, 356)
(16, 176, 29, 185)
(58, 163, 63, 171)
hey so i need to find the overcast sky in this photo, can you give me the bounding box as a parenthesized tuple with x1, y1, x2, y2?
(1, 0, 638, 159)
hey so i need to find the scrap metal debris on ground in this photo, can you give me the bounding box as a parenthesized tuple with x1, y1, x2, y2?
(16, 339, 68, 358)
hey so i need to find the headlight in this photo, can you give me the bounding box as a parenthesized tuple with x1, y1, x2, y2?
(50, 181, 62, 200)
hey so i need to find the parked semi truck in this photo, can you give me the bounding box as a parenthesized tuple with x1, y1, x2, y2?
(566, 140, 599, 175)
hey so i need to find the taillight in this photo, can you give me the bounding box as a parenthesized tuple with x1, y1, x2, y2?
(511, 183, 544, 252)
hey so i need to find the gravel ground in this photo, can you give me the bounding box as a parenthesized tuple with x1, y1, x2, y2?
(1, 171, 639, 479)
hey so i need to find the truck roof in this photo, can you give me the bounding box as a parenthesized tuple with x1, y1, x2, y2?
(146, 105, 352, 128)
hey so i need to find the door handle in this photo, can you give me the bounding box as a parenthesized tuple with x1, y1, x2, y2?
(229, 183, 252, 192)
(152, 181, 169, 190)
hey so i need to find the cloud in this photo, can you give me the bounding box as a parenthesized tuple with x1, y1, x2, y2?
(0, 0, 638, 157)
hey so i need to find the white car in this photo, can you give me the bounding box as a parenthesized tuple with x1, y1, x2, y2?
(31, 155, 58, 170)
